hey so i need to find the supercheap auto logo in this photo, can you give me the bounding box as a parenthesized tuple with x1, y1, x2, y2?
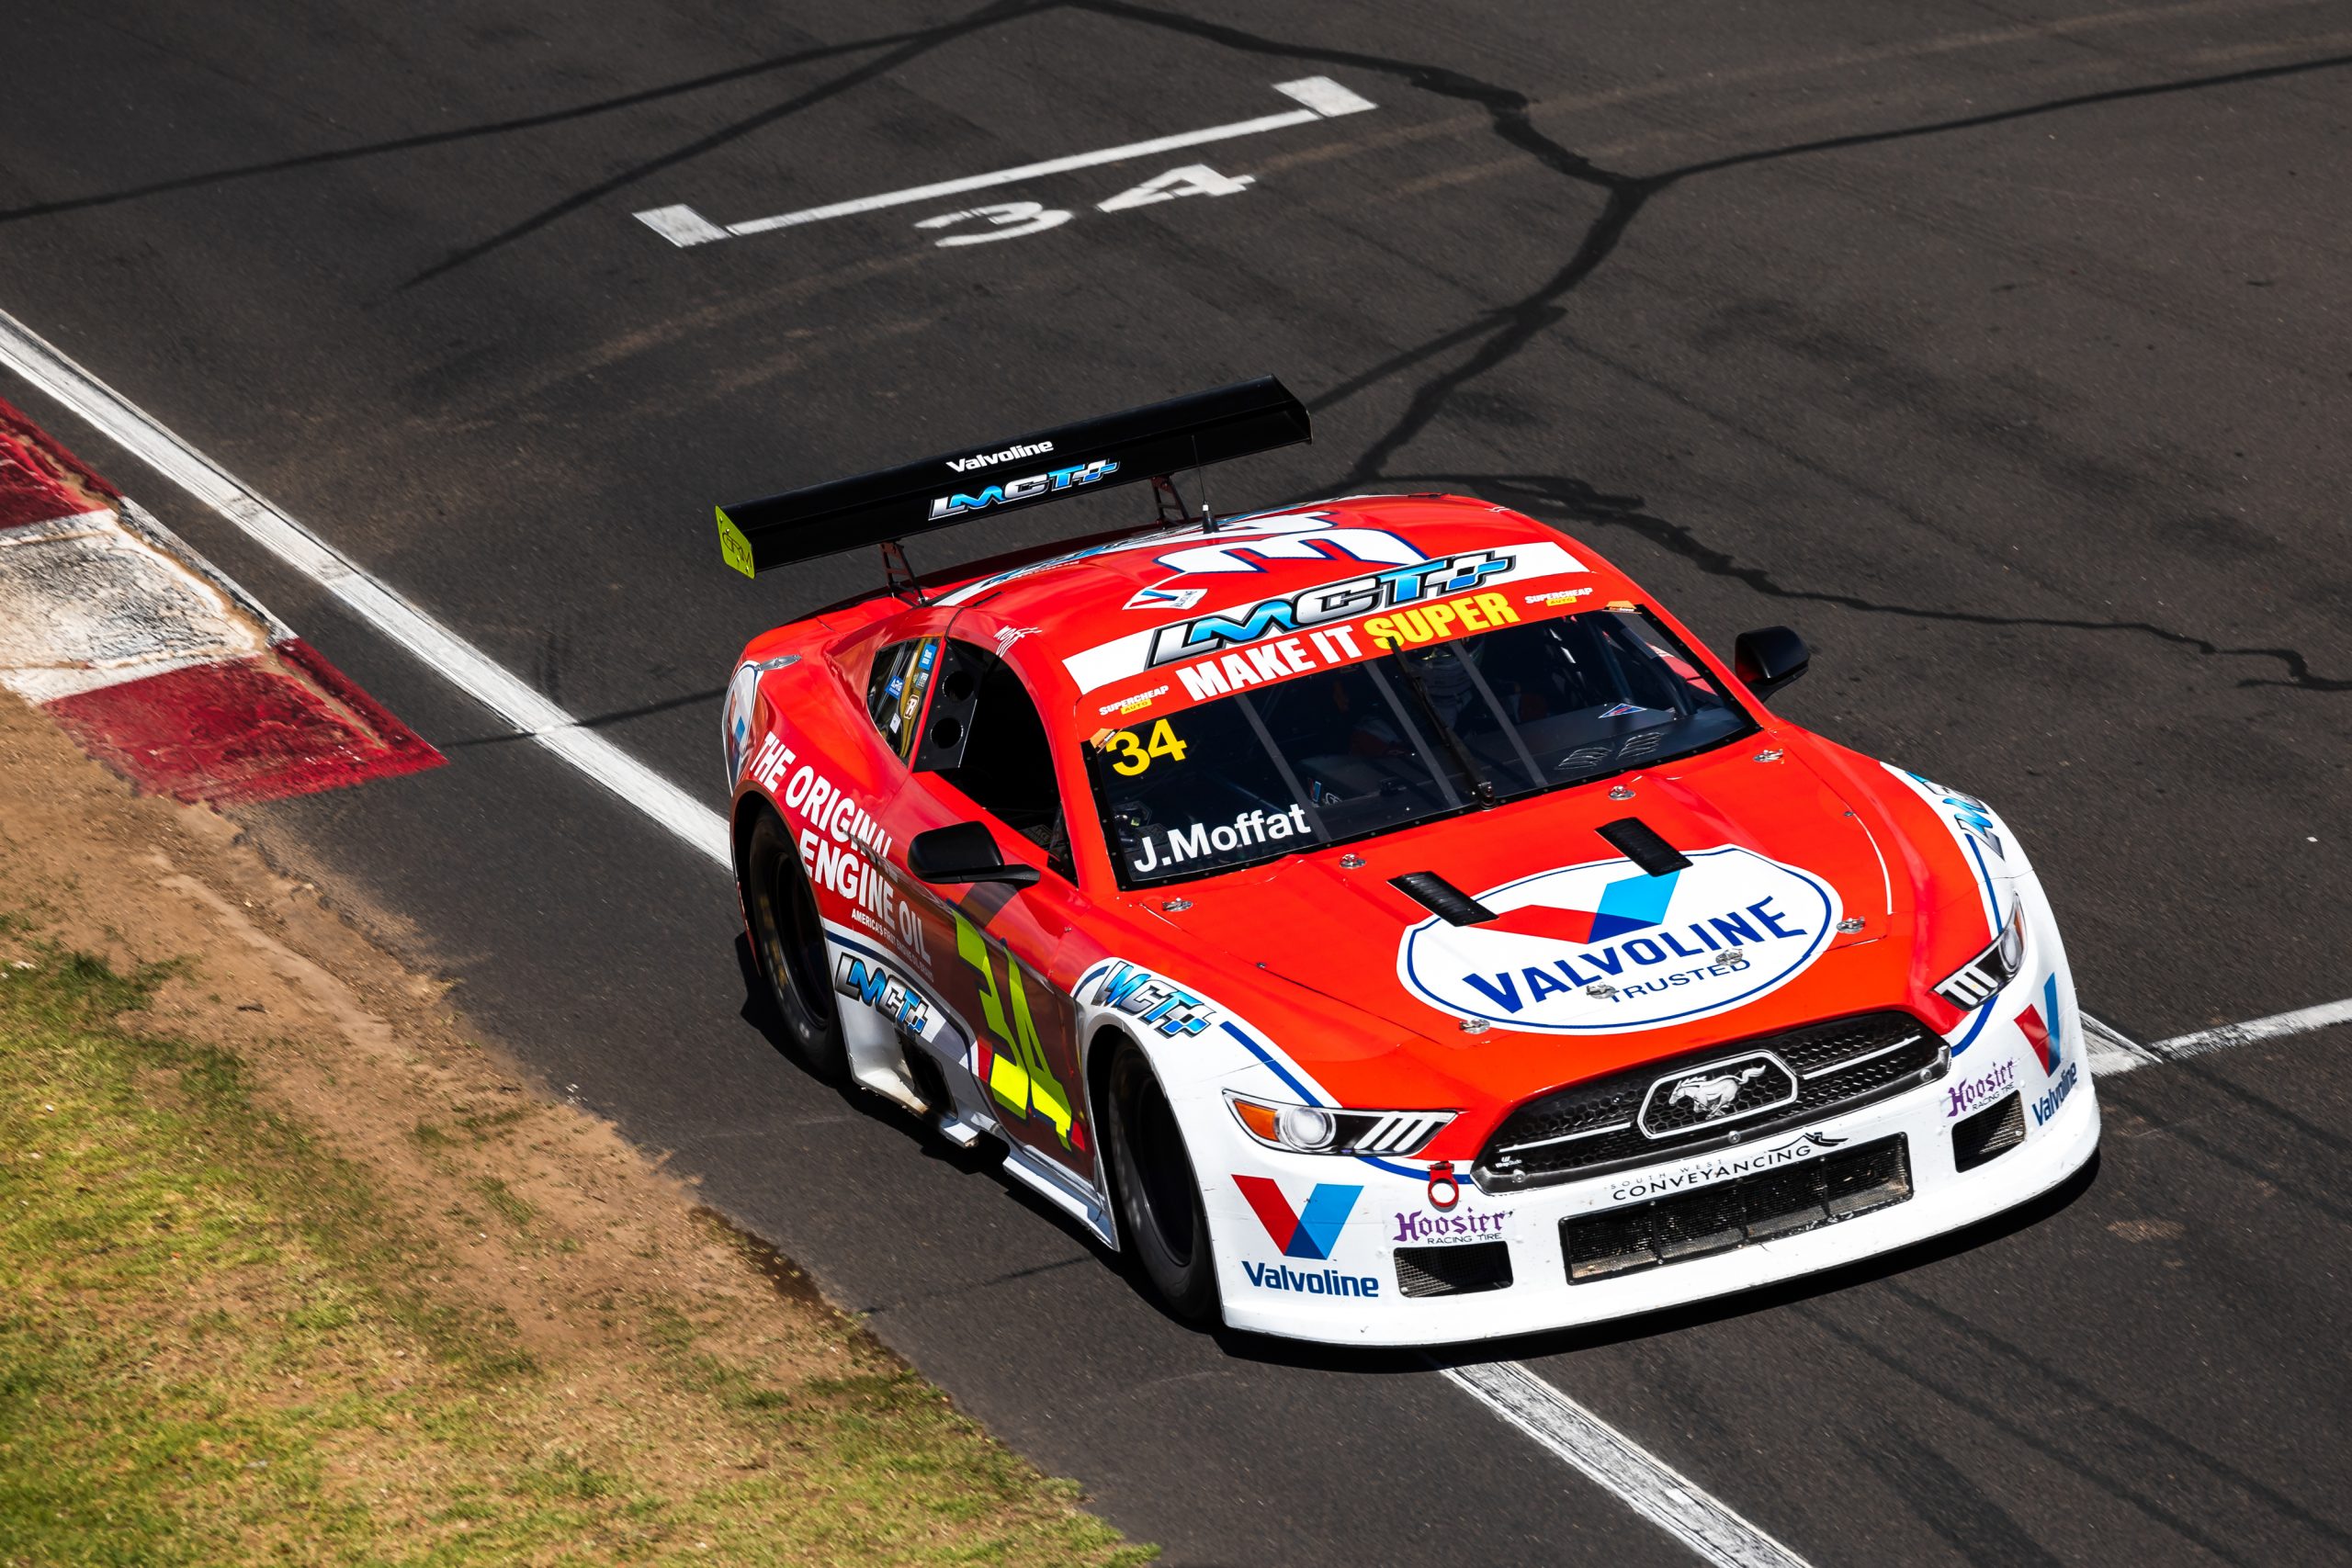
(1397, 846, 1839, 1033)
(1095, 685, 1168, 717)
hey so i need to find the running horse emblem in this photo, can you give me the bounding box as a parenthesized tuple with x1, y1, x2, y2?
(1668, 1064, 1768, 1119)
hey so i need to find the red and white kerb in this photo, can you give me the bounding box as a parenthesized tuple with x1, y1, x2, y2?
(0, 399, 441, 805)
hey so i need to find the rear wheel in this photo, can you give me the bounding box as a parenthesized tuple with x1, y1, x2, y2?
(741, 810, 845, 1082)
(1104, 1039, 1219, 1324)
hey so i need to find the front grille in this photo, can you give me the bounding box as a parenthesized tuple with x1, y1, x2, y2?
(1395, 1241, 1514, 1298)
(1563, 1135, 1912, 1282)
(1951, 1090, 2027, 1172)
(1476, 1011, 1944, 1190)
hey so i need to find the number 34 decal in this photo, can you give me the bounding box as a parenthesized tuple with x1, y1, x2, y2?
(954, 911, 1076, 1145)
(1102, 719, 1190, 777)
(913, 164, 1253, 247)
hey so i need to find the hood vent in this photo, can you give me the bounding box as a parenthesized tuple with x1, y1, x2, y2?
(1596, 817, 1691, 876)
(1388, 871, 1498, 927)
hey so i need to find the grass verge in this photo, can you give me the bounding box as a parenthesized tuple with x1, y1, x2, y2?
(0, 926, 1146, 1566)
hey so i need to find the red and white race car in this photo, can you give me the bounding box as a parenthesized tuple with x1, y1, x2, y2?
(717, 379, 2098, 1345)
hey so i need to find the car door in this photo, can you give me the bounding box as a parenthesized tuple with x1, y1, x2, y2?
(885, 637, 1099, 1186)
(795, 626, 944, 1048)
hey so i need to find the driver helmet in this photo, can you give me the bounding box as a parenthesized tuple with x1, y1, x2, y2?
(1402, 645, 1479, 722)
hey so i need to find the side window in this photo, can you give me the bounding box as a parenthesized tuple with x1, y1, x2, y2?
(917, 640, 1073, 881)
(865, 637, 939, 762)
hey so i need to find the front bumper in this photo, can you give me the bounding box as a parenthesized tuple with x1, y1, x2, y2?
(1206, 947, 2098, 1346)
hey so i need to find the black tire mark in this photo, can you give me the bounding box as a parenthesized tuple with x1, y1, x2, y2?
(1067, 5, 2351, 692)
(401, 0, 1049, 288)
(0, 20, 993, 226)
(1883, 1283, 2352, 1553)
(1372, 468, 2352, 693)
(1801, 1295, 2345, 1563)
(1840, 1425, 2069, 1567)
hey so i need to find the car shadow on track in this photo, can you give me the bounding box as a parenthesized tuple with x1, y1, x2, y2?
(732, 930, 1003, 1165)
(730, 933, 1279, 1326)
(731, 931, 1125, 1228)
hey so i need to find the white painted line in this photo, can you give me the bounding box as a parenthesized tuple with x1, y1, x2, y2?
(634, 76, 1376, 247)
(2083, 1011, 2165, 1076)
(1272, 76, 1379, 118)
(1442, 1360, 1813, 1568)
(0, 306, 732, 870)
(2148, 997, 2352, 1060)
(635, 204, 730, 247)
(2084, 998, 2351, 1076)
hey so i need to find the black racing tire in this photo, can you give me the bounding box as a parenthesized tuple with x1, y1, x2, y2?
(1104, 1038, 1220, 1325)
(741, 809, 846, 1083)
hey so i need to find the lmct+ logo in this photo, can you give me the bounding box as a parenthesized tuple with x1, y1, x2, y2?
(1234, 1177, 1362, 1260)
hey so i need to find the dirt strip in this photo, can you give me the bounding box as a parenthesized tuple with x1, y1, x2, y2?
(0, 687, 1141, 1562)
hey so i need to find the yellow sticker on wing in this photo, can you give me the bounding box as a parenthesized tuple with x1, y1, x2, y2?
(717, 508, 756, 579)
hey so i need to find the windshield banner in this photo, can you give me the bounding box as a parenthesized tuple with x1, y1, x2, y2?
(1066, 540, 1590, 719)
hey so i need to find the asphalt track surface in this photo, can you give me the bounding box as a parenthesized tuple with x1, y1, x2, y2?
(5, 3, 2349, 1562)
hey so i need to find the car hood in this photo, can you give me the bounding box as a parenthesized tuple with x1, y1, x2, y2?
(1126, 734, 1984, 1117)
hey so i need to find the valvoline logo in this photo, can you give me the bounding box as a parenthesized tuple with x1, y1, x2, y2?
(1397, 846, 1839, 1033)
(1234, 1177, 1362, 1259)
(2017, 974, 2064, 1074)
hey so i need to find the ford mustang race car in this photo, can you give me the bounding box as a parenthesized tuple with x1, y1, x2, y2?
(716, 378, 2098, 1346)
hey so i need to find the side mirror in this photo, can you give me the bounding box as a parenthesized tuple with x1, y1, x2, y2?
(1734, 626, 1811, 703)
(907, 822, 1041, 889)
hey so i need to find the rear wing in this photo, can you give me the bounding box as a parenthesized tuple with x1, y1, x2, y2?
(715, 376, 1310, 579)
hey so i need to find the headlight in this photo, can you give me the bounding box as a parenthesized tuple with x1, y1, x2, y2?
(1275, 1105, 1337, 1150)
(1997, 895, 2026, 972)
(1935, 894, 2024, 1010)
(1227, 1092, 1456, 1156)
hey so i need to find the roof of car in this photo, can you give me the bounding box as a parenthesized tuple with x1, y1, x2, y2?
(928, 493, 1640, 636)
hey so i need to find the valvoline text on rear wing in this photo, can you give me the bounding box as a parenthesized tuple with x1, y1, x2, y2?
(714, 377, 1310, 578)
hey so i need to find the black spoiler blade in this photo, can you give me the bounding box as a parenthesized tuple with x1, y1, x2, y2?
(715, 376, 1310, 578)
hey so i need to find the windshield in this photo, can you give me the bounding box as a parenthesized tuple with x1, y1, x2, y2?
(1085, 608, 1756, 886)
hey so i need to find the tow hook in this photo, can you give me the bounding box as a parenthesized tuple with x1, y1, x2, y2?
(1427, 1160, 1461, 1211)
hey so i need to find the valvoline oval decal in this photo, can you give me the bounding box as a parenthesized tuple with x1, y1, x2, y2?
(1396, 846, 1840, 1033)
(722, 660, 763, 787)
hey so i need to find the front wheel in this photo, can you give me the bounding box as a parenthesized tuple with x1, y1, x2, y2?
(1104, 1039, 1219, 1325)
(741, 810, 846, 1082)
